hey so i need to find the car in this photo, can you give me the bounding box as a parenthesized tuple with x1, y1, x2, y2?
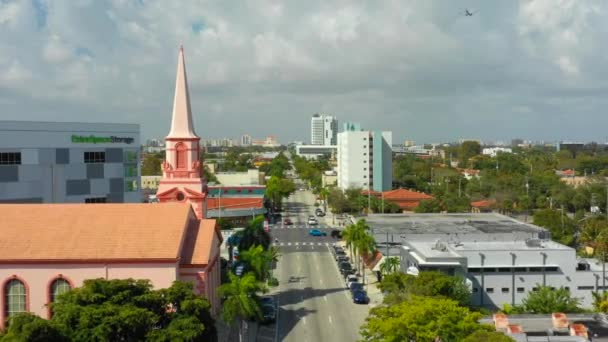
(339, 262, 354, 275)
(349, 282, 364, 293)
(336, 255, 350, 264)
(309, 229, 326, 237)
(330, 230, 342, 239)
(315, 211, 325, 217)
(352, 290, 369, 304)
(335, 251, 347, 260)
(345, 275, 359, 288)
(260, 296, 275, 308)
(260, 304, 276, 324)
(283, 218, 293, 225)
(333, 246, 344, 254)
(308, 218, 318, 225)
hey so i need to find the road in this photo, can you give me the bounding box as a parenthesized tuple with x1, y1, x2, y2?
(270, 186, 370, 342)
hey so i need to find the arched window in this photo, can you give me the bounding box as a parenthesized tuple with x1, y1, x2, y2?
(175, 143, 187, 169)
(4, 279, 26, 320)
(50, 278, 72, 303)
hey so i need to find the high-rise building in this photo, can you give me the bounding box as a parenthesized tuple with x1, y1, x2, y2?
(311, 114, 324, 145)
(311, 114, 338, 145)
(241, 134, 252, 146)
(337, 129, 392, 192)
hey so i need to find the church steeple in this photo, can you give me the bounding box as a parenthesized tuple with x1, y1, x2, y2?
(157, 46, 207, 219)
(167, 45, 198, 139)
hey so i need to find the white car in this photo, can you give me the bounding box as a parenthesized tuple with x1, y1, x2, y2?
(346, 275, 359, 289)
(308, 218, 318, 225)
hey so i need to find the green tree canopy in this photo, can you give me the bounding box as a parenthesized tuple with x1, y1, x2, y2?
(521, 285, 583, 314)
(360, 295, 491, 342)
(265, 176, 295, 209)
(236, 216, 271, 251)
(23, 278, 218, 342)
(532, 209, 576, 246)
(378, 271, 471, 306)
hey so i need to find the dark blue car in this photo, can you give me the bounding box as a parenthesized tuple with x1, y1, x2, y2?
(352, 290, 369, 304)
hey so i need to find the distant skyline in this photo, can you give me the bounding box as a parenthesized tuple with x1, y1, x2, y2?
(1, 1, 608, 144)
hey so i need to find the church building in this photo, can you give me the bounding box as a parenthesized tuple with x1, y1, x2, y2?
(0, 47, 222, 328)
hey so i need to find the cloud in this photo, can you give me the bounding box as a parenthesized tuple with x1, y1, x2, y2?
(1, 0, 608, 143)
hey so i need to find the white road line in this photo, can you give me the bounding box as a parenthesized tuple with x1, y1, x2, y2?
(323, 296, 328, 302)
(288, 242, 292, 246)
(303, 316, 307, 325)
(329, 315, 333, 324)
(317, 242, 321, 246)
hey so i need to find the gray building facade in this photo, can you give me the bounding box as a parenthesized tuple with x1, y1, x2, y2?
(0, 121, 141, 204)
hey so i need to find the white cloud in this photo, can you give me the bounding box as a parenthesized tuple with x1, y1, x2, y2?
(1, 0, 608, 143)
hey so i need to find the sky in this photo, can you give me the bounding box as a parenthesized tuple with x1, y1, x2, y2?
(1, 0, 607, 144)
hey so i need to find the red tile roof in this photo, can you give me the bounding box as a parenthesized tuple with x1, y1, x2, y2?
(180, 219, 218, 265)
(207, 198, 264, 210)
(471, 199, 496, 208)
(0, 203, 196, 262)
(382, 189, 433, 201)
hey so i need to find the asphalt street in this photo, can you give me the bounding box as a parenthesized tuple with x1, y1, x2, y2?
(270, 186, 370, 342)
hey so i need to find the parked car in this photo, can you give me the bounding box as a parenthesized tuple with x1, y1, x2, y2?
(339, 262, 354, 275)
(330, 230, 342, 239)
(283, 218, 293, 225)
(349, 282, 364, 293)
(308, 217, 318, 225)
(315, 209, 325, 217)
(335, 251, 347, 260)
(309, 229, 326, 237)
(345, 275, 359, 288)
(352, 290, 369, 304)
(336, 255, 350, 263)
(260, 304, 276, 324)
(260, 296, 275, 308)
(333, 246, 344, 254)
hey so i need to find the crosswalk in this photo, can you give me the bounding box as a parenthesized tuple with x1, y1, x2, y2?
(274, 241, 333, 246)
(270, 225, 331, 229)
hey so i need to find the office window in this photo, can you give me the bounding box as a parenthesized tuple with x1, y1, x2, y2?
(532, 287, 539, 292)
(517, 287, 525, 293)
(363, 153, 367, 156)
(565, 287, 570, 292)
(363, 145, 366, 148)
(85, 197, 107, 203)
(125, 180, 138, 192)
(545, 267, 559, 272)
(363, 168, 367, 171)
(577, 286, 594, 290)
(467, 268, 481, 273)
(528, 267, 542, 272)
(124, 151, 138, 163)
(124, 165, 137, 178)
(4, 279, 26, 320)
(0, 152, 21, 165)
(486, 288, 494, 293)
(498, 267, 511, 273)
(363, 175, 367, 178)
(472, 288, 478, 293)
(501, 288, 509, 293)
(84, 152, 105, 163)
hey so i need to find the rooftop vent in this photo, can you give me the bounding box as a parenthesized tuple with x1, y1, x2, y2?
(433, 240, 448, 252)
(525, 238, 542, 248)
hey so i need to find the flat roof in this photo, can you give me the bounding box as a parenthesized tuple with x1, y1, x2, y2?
(452, 240, 572, 251)
(365, 213, 546, 235)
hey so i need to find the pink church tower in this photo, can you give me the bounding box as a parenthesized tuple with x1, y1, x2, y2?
(156, 46, 207, 219)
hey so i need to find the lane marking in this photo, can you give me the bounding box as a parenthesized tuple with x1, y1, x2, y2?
(288, 242, 292, 246)
(323, 296, 328, 302)
(329, 315, 333, 324)
(295, 242, 299, 246)
(303, 316, 307, 325)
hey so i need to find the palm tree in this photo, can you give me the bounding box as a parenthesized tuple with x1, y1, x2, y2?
(319, 187, 330, 213)
(379, 256, 400, 275)
(237, 216, 271, 251)
(240, 245, 269, 281)
(219, 272, 264, 342)
(356, 232, 376, 278)
(267, 246, 281, 281)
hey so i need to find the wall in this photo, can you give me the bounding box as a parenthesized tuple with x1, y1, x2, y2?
(215, 169, 261, 186)
(0, 121, 140, 204)
(372, 131, 392, 191)
(0, 262, 177, 327)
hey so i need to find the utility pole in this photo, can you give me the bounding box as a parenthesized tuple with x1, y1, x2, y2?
(525, 178, 529, 222)
(561, 205, 565, 235)
(381, 191, 385, 214)
(219, 185, 222, 221)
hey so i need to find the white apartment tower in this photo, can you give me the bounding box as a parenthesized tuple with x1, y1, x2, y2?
(240, 134, 252, 146)
(337, 129, 392, 192)
(311, 114, 338, 145)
